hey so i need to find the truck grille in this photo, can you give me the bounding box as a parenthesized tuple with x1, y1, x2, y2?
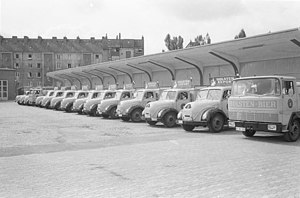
(229, 111, 278, 122)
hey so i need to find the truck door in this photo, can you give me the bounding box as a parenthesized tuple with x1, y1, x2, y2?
(176, 91, 189, 110)
(221, 89, 231, 117)
(282, 80, 298, 124)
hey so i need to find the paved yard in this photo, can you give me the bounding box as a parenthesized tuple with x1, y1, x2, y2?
(0, 102, 300, 197)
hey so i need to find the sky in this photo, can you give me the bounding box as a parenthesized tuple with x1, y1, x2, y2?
(1, 0, 300, 55)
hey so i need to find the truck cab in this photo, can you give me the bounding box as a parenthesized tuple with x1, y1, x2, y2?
(228, 76, 300, 142)
(73, 90, 101, 114)
(61, 90, 89, 112)
(50, 90, 75, 110)
(142, 80, 198, 128)
(97, 84, 135, 119)
(26, 89, 43, 106)
(178, 86, 231, 132)
(83, 88, 117, 116)
(42, 90, 64, 109)
(116, 82, 161, 122)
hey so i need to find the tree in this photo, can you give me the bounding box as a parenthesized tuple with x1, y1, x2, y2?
(235, 29, 246, 39)
(164, 34, 184, 51)
(187, 33, 211, 48)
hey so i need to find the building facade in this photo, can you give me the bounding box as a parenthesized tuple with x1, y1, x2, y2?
(0, 34, 144, 95)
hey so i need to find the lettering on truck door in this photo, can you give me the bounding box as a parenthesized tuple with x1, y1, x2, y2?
(282, 80, 298, 124)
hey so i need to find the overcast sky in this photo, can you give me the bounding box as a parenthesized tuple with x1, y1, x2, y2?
(1, 0, 300, 54)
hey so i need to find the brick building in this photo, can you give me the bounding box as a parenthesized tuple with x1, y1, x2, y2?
(0, 34, 144, 96)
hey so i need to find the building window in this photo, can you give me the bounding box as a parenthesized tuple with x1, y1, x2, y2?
(68, 54, 71, 59)
(56, 63, 61, 69)
(126, 51, 131, 58)
(68, 63, 72, 68)
(37, 72, 41, 78)
(57, 54, 61, 59)
(28, 54, 32, 59)
(15, 54, 20, 59)
(16, 72, 20, 77)
(95, 54, 99, 59)
(37, 81, 41, 86)
(28, 72, 32, 78)
(28, 63, 33, 68)
(29, 81, 33, 87)
(15, 63, 19, 68)
(37, 63, 41, 68)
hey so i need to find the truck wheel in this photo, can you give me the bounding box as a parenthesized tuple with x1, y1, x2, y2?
(284, 119, 300, 142)
(182, 124, 195, 132)
(131, 108, 143, 122)
(163, 112, 177, 128)
(66, 103, 73, 112)
(102, 114, 109, 118)
(78, 106, 84, 114)
(242, 130, 256, 137)
(109, 106, 118, 119)
(146, 121, 157, 126)
(90, 107, 97, 116)
(121, 117, 130, 122)
(208, 113, 224, 132)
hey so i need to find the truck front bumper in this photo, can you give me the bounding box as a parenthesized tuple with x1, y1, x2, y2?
(229, 120, 284, 133)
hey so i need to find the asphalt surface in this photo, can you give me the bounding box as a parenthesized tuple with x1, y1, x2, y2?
(0, 101, 300, 198)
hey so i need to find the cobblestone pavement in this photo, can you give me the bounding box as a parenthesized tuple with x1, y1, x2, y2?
(0, 102, 300, 198)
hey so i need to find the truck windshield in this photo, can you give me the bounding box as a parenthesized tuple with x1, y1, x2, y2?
(159, 91, 176, 100)
(232, 78, 280, 97)
(91, 92, 101, 99)
(196, 89, 222, 100)
(134, 91, 144, 100)
(103, 92, 116, 99)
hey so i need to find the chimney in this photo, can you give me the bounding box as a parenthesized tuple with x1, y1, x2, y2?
(38, 36, 42, 43)
(52, 37, 57, 41)
(119, 33, 121, 40)
(90, 37, 95, 43)
(12, 36, 18, 43)
(0, 35, 3, 44)
(24, 36, 29, 43)
(63, 36, 68, 41)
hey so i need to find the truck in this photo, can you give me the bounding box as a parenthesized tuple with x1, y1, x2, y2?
(116, 82, 162, 122)
(73, 90, 102, 114)
(228, 75, 300, 142)
(41, 89, 65, 108)
(142, 79, 198, 128)
(60, 90, 89, 112)
(97, 84, 135, 119)
(177, 85, 231, 132)
(82, 85, 117, 116)
(49, 89, 76, 110)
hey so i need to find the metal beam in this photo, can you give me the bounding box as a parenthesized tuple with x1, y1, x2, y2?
(126, 63, 153, 81)
(209, 50, 240, 77)
(51, 75, 66, 86)
(174, 56, 204, 86)
(147, 60, 175, 80)
(93, 69, 117, 84)
(109, 67, 133, 83)
(60, 73, 82, 89)
(71, 72, 93, 89)
(55, 74, 72, 86)
(82, 70, 104, 85)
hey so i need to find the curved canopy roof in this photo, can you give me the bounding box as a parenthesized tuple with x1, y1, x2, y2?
(47, 28, 300, 86)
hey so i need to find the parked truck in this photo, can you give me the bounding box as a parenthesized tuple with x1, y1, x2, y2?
(228, 75, 300, 142)
(60, 90, 89, 112)
(97, 84, 135, 119)
(82, 85, 117, 116)
(142, 79, 199, 128)
(177, 85, 231, 132)
(116, 82, 162, 122)
(73, 90, 101, 114)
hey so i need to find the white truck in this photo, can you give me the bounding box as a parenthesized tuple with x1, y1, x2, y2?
(177, 86, 231, 132)
(228, 75, 300, 142)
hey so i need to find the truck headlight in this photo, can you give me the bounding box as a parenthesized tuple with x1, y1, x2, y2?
(201, 110, 209, 121)
(157, 109, 164, 118)
(268, 124, 277, 131)
(145, 103, 150, 108)
(184, 104, 191, 109)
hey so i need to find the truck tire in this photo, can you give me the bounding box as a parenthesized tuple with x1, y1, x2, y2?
(109, 106, 118, 119)
(284, 119, 300, 142)
(66, 103, 73, 112)
(182, 124, 195, 132)
(78, 106, 84, 114)
(146, 120, 157, 126)
(163, 112, 177, 128)
(131, 108, 143, 122)
(121, 117, 130, 122)
(90, 107, 97, 116)
(208, 113, 224, 132)
(242, 129, 256, 137)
